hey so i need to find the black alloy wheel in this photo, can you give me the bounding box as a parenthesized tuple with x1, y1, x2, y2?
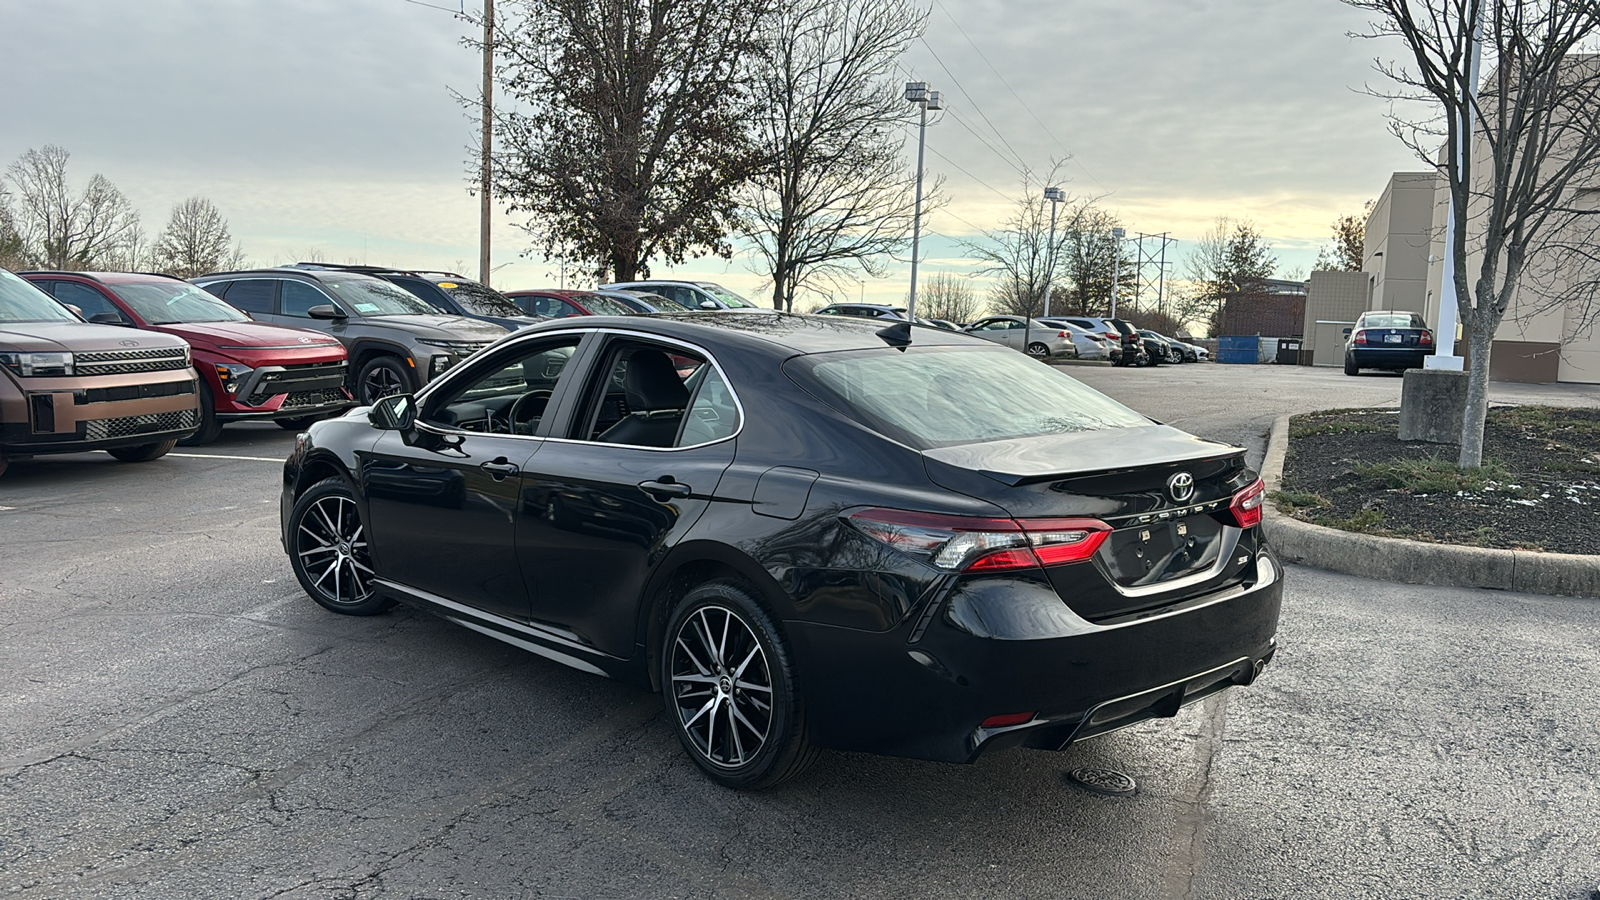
(663, 581, 816, 789)
(1026, 341, 1050, 358)
(288, 476, 394, 616)
(357, 356, 413, 405)
(178, 381, 224, 446)
(106, 439, 178, 462)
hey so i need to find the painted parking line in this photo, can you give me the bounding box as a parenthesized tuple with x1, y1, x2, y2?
(168, 452, 286, 463)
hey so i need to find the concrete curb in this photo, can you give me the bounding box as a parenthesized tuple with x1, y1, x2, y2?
(1261, 413, 1600, 599)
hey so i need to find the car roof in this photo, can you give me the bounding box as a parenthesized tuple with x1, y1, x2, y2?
(18, 270, 186, 285)
(194, 266, 386, 284)
(519, 310, 982, 356)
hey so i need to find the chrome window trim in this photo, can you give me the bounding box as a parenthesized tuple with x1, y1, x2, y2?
(413, 326, 746, 453)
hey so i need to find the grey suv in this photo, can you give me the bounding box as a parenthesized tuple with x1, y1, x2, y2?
(193, 268, 508, 404)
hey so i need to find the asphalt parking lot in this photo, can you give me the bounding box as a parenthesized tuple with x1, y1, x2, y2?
(3, 362, 1598, 899)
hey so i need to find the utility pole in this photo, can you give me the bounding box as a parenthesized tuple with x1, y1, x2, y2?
(479, 0, 494, 288)
(1156, 237, 1168, 316)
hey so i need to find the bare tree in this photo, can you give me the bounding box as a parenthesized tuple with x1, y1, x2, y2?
(914, 271, 982, 323)
(5, 146, 141, 270)
(1056, 198, 1134, 317)
(154, 197, 237, 278)
(488, 0, 770, 283)
(0, 181, 26, 270)
(741, 0, 928, 310)
(1179, 217, 1276, 331)
(1348, 0, 1600, 466)
(1313, 201, 1373, 271)
(962, 163, 1073, 319)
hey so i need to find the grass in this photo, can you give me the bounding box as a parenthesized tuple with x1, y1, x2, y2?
(1270, 490, 1330, 513)
(1490, 404, 1600, 435)
(1352, 455, 1515, 494)
(1325, 508, 1387, 533)
(1290, 419, 1392, 439)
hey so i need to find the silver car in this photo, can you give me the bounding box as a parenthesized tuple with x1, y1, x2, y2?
(962, 315, 1078, 359)
(1038, 318, 1113, 361)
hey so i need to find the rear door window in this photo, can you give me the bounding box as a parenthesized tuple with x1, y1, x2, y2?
(223, 280, 278, 315)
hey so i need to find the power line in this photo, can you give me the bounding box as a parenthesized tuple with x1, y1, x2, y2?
(928, 0, 1105, 190)
(913, 38, 1031, 176)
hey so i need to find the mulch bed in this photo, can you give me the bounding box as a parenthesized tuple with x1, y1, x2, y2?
(1277, 406, 1600, 555)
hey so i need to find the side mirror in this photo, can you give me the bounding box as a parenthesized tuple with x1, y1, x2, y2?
(698, 300, 719, 310)
(1342, 328, 1352, 336)
(368, 393, 417, 431)
(308, 304, 346, 320)
(89, 312, 131, 326)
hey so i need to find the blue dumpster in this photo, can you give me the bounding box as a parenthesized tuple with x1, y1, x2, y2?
(1216, 336, 1260, 364)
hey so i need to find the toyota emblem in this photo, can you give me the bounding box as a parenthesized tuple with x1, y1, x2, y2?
(1167, 471, 1195, 504)
(118, 339, 140, 347)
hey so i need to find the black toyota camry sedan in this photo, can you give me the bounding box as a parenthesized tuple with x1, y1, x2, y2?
(280, 313, 1282, 788)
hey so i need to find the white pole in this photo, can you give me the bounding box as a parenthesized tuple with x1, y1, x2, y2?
(1426, 6, 1479, 372)
(1042, 194, 1060, 318)
(1109, 227, 1124, 317)
(907, 102, 928, 322)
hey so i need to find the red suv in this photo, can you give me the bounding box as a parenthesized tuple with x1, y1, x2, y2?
(22, 272, 352, 444)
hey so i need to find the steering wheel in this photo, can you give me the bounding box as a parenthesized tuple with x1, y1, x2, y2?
(507, 389, 553, 435)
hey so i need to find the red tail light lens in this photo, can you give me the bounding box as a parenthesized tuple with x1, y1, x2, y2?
(846, 508, 1111, 572)
(1224, 479, 1265, 529)
(1353, 330, 1368, 345)
(1105, 332, 1119, 341)
(1420, 330, 1433, 346)
(1057, 331, 1068, 338)
(980, 712, 1036, 728)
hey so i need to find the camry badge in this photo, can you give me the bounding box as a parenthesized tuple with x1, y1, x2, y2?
(119, 339, 139, 347)
(299, 337, 312, 343)
(1167, 471, 1195, 504)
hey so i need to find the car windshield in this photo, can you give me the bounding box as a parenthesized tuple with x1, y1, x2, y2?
(0, 270, 80, 323)
(572, 292, 634, 316)
(1363, 313, 1428, 329)
(323, 276, 437, 316)
(435, 280, 525, 317)
(696, 283, 758, 308)
(109, 281, 249, 324)
(791, 346, 1150, 450)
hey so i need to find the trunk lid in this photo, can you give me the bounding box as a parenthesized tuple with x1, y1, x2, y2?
(923, 424, 1256, 620)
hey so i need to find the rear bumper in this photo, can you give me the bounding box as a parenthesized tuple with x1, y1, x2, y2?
(1350, 347, 1427, 369)
(786, 547, 1283, 764)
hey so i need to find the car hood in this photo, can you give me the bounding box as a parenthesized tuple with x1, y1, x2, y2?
(154, 320, 343, 350)
(0, 321, 191, 354)
(361, 314, 509, 340)
(922, 423, 1243, 486)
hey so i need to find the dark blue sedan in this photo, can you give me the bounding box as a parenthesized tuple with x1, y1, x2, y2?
(1345, 310, 1434, 375)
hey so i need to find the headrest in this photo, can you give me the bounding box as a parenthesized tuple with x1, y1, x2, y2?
(624, 349, 691, 412)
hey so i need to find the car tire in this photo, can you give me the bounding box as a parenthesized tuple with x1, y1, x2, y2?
(287, 476, 394, 616)
(1344, 355, 1359, 376)
(179, 382, 224, 446)
(0, 453, 8, 478)
(662, 579, 818, 790)
(1026, 342, 1050, 358)
(277, 415, 321, 431)
(106, 439, 178, 463)
(356, 356, 415, 406)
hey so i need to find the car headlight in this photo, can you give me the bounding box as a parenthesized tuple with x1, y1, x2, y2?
(214, 362, 253, 394)
(0, 351, 74, 377)
(415, 339, 487, 356)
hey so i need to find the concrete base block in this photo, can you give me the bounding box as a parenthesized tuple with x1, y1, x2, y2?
(1398, 368, 1467, 443)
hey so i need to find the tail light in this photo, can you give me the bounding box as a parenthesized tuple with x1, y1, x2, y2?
(1057, 331, 1069, 339)
(846, 508, 1112, 572)
(1420, 330, 1433, 346)
(1353, 330, 1368, 345)
(1221, 479, 1265, 529)
(1104, 332, 1119, 341)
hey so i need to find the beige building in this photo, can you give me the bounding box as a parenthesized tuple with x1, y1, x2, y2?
(1315, 168, 1600, 383)
(1301, 271, 1372, 367)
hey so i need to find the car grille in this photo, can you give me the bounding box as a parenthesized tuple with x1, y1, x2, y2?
(280, 388, 348, 410)
(76, 380, 196, 405)
(244, 362, 348, 407)
(75, 347, 190, 376)
(84, 408, 198, 441)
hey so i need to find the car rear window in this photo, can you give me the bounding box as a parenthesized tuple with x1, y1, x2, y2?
(788, 346, 1149, 450)
(1362, 313, 1428, 329)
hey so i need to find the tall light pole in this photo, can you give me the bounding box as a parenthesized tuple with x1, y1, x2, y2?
(1109, 226, 1125, 317)
(1041, 187, 1065, 318)
(479, 0, 494, 288)
(905, 82, 941, 321)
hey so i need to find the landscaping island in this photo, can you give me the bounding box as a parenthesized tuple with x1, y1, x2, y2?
(1274, 406, 1600, 556)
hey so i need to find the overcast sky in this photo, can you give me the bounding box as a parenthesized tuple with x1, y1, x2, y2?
(1, 0, 1422, 307)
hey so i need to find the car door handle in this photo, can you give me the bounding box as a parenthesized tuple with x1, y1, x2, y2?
(638, 479, 692, 501)
(480, 458, 520, 480)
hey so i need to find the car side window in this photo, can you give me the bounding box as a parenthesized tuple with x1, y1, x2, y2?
(574, 340, 726, 449)
(422, 335, 583, 435)
(281, 281, 334, 318)
(224, 279, 277, 315)
(53, 282, 124, 322)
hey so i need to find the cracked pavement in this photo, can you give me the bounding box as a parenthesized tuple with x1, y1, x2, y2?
(2, 365, 1598, 898)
